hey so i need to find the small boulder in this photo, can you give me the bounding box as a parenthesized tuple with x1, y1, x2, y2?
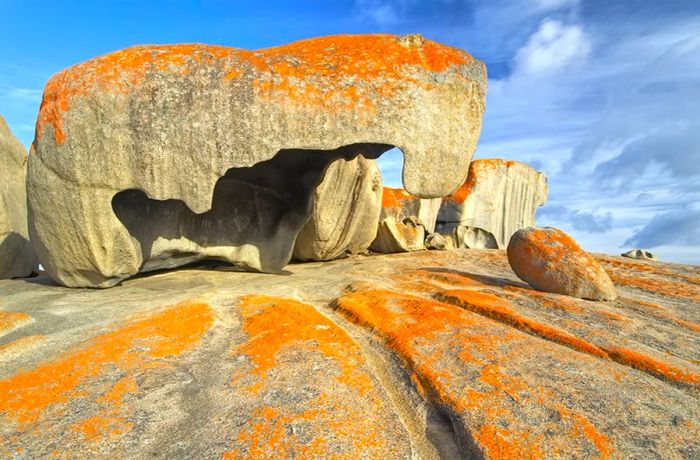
(370, 217, 425, 253)
(425, 232, 453, 251)
(507, 227, 617, 301)
(379, 187, 442, 233)
(293, 155, 382, 261)
(622, 249, 658, 261)
(0, 115, 37, 278)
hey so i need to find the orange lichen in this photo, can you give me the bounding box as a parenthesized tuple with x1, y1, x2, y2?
(606, 347, 700, 389)
(381, 186, 413, 209)
(36, 34, 477, 144)
(445, 159, 519, 204)
(438, 289, 609, 359)
(0, 300, 213, 440)
(0, 311, 33, 336)
(0, 335, 45, 359)
(607, 270, 700, 302)
(334, 288, 614, 458)
(227, 295, 393, 458)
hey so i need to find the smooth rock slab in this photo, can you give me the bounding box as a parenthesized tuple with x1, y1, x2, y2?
(0, 116, 36, 279)
(293, 155, 382, 261)
(28, 34, 487, 287)
(508, 227, 617, 300)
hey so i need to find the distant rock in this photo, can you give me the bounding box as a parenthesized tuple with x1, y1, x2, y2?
(425, 232, 453, 251)
(370, 216, 425, 253)
(0, 116, 36, 279)
(27, 34, 487, 287)
(293, 156, 381, 261)
(622, 249, 658, 261)
(448, 224, 499, 249)
(437, 159, 547, 248)
(507, 227, 617, 301)
(378, 186, 442, 233)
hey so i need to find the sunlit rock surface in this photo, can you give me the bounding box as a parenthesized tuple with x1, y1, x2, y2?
(437, 159, 547, 249)
(1, 249, 698, 458)
(27, 34, 487, 287)
(293, 155, 382, 261)
(0, 115, 36, 279)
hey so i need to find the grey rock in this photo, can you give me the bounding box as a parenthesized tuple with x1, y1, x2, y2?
(438, 159, 547, 249)
(0, 116, 37, 278)
(293, 155, 382, 261)
(27, 35, 487, 287)
(622, 249, 658, 261)
(425, 232, 453, 251)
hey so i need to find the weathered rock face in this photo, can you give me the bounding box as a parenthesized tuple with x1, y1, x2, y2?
(28, 34, 487, 287)
(425, 232, 453, 251)
(508, 227, 617, 301)
(438, 223, 499, 249)
(293, 156, 382, 261)
(0, 116, 36, 279)
(378, 186, 442, 233)
(370, 216, 425, 253)
(437, 159, 547, 248)
(622, 249, 658, 261)
(1, 249, 698, 458)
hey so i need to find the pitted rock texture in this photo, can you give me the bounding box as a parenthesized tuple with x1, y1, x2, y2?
(508, 227, 617, 301)
(622, 249, 658, 261)
(293, 155, 382, 261)
(378, 186, 442, 234)
(0, 116, 36, 279)
(371, 216, 426, 253)
(437, 159, 547, 249)
(28, 34, 487, 288)
(425, 233, 453, 251)
(0, 249, 698, 458)
(444, 224, 499, 249)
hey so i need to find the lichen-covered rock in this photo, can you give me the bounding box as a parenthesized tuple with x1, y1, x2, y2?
(438, 159, 547, 248)
(293, 155, 382, 261)
(622, 249, 658, 261)
(378, 186, 442, 233)
(370, 217, 425, 253)
(1, 249, 697, 458)
(0, 116, 36, 279)
(28, 34, 486, 288)
(507, 227, 617, 300)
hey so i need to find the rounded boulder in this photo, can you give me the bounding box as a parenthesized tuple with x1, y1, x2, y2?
(507, 227, 617, 301)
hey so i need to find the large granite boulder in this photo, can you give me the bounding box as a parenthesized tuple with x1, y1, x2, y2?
(28, 34, 487, 287)
(0, 116, 36, 278)
(293, 156, 382, 261)
(508, 227, 617, 301)
(437, 159, 547, 249)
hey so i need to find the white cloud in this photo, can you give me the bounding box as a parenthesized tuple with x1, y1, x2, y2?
(514, 19, 591, 76)
(2, 87, 42, 103)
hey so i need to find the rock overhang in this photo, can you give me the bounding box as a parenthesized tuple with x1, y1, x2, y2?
(28, 33, 487, 287)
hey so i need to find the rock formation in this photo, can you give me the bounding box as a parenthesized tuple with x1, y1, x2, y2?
(370, 216, 425, 253)
(1, 249, 698, 458)
(27, 34, 487, 287)
(508, 227, 617, 301)
(622, 249, 658, 261)
(454, 225, 499, 249)
(425, 232, 453, 250)
(378, 186, 442, 233)
(0, 116, 36, 278)
(293, 156, 382, 261)
(437, 159, 547, 249)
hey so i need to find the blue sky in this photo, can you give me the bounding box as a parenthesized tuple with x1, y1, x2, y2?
(2, 0, 699, 263)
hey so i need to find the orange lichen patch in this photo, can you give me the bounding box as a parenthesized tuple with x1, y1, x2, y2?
(234, 295, 372, 394)
(334, 288, 614, 458)
(502, 285, 585, 313)
(606, 347, 700, 389)
(607, 270, 700, 302)
(0, 300, 213, 436)
(227, 295, 397, 458)
(597, 310, 628, 323)
(438, 289, 608, 359)
(0, 311, 33, 337)
(37, 34, 477, 144)
(674, 319, 700, 333)
(597, 255, 700, 286)
(381, 186, 413, 209)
